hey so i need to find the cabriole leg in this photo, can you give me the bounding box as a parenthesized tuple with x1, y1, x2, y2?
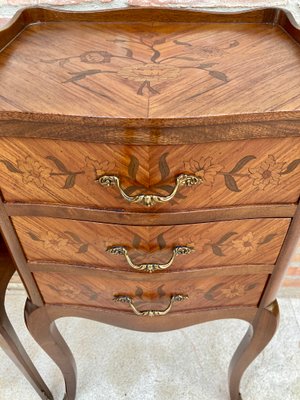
(25, 299, 77, 400)
(228, 300, 279, 400)
(0, 241, 53, 400)
(0, 306, 54, 400)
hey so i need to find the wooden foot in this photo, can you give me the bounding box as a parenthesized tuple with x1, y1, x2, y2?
(228, 300, 279, 400)
(25, 300, 77, 400)
(0, 315, 53, 400)
(0, 239, 53, 400)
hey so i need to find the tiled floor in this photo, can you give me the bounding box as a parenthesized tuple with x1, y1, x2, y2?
(0, 289, 299, 400)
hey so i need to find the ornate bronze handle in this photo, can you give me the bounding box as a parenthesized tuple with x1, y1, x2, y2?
(106, 245, 194, 273)
(97, 174, 202, 207)
(113, 294, 189, 316)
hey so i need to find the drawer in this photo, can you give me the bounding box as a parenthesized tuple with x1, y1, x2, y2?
(33, 269, 269, 310)
(1, 137, 300, 211)
(13, 217, 290, 271)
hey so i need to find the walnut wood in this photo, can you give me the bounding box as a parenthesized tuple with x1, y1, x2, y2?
(1, 115, 300, 145)
(23, 297, 273, 400)
(229, 300, 279, 400)
(11, 217, 290, 271)
(0, 195, 43, 306)
(279, 11, 300, 45)
(45, 302, 259, 332)
(24, 298, 260, 400)
(0, 9, 300, 124)
(25, 300, 77, 400)
(0, 7, 280, 77)
(0, 234, 53, 400)
(0, 7, 299, 400)
(0, 138, 299, 211)
(29, 262, 274, 278)
(260, 201, 300, 307)
(33, 270, 268, 310)
(4, 202, 297, 226)
(0, 7, 278, 37)
(0, 8, 300, 147)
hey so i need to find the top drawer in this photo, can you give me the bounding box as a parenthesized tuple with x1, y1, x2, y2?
(0, 137, 299, 211)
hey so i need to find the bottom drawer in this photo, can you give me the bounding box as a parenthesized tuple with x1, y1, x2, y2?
(33, 270, 269, 312)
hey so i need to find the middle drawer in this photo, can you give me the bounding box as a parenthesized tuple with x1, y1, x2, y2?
(12, 217, 290, 272)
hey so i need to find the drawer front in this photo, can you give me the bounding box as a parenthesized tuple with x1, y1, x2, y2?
(33, 270, 269, 310)
(0, 137, 300, 211)
(12, 217, 290, 271)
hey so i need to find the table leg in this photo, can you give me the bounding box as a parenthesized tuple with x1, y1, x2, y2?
(25, 300, 77, 400)
(0, 237, 53, 400)
(228, 300, 279, 400)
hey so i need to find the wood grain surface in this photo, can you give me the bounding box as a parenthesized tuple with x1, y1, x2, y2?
(4, 203, 297, 227)
(0, 19, 300, 119)
(11, 217, 290, 270)
(0, 8, 299, 400)
(2, 114, 300, 145)
(0, 196, 43, 306)
(33, 270, 269, 310)
(43, 301, 259, 333)
(0, 233, 54, 400)
(0, 137, 299, 211)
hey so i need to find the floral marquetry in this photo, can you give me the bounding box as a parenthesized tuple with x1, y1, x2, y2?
(18, 157, 52, 189)
(248, 155, 287, 191)
(0, 155, 85, 190)
(37, 35, 237, 99)
(84, 157, 116, 180)
(11, 216, 291, 271)
(183, 157, 223, 186)
(221, 283, 246, 299)
(27, 230, 89, 255)
(33, 271, 269, 309)
(183, 154, 300, 193)
(117, 64, 181, 83)
(1, 9, 300, 400)
(0, 137, 299, 210)
(1, 16, 300, 119)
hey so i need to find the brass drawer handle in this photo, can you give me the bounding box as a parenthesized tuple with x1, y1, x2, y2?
(113, 294, 189, 317)
(106, 245, 194, 273)
(97, 174, 202, 207)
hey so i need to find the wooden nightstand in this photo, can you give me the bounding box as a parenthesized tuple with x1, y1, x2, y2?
(0, 7, 299, 400)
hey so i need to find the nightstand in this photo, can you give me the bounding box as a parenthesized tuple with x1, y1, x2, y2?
(0, 7, 299, 400)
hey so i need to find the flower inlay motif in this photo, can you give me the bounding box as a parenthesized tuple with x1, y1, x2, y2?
(85, 156, 116, 178)
(27, 230, 89, 255)
(191, 45, 226, 58)
(248, 155, 285, 191)
(231, 232, 259, 255)
(42, 231, 69, 251)
(184, 157, 222, 186)
(183, 154, 300, 192)
(38, 35, 239, 97)
(221, 283, 246, 299)
(0, 155, 85, 189)
(117, 64, 181, 84)
(1, 149, 299, 209)
(18, 156, 51, 189)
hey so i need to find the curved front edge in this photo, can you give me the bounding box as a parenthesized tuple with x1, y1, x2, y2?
(24, 300, 264, 400)
(44, 303, 258, 333)
(228, 299, 280, 400)
(0, 7, 299, 55)
(24, 300, 77, 400)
